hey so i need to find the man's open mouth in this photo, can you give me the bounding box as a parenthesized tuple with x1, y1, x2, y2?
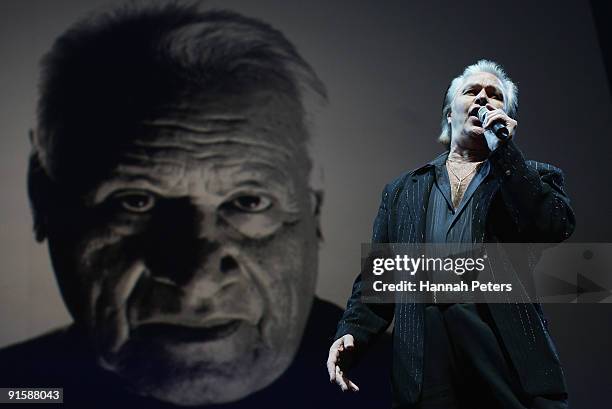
(468, 107, 484, 126)
(469, 106, 481, 118)
(133, 319, 242, 343)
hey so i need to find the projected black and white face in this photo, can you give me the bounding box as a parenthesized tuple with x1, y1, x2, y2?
(40, 89, 320, 405)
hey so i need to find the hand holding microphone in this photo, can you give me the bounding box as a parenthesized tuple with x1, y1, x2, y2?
(477, 104, 517, 151)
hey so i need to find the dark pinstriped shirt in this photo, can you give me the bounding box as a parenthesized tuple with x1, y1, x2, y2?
(425, 159, 491, 244)
(425, 159, 491, 302)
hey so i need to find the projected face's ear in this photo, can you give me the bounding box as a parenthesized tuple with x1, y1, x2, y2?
(310, 189, 324, 241)
(28, 129, 52, 242)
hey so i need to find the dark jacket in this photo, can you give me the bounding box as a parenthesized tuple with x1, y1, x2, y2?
(335, 140, 575, 405)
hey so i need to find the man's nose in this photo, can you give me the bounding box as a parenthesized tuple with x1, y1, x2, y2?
(192, 204, 218, 240)
(474, 89, 489, 106)
(146, 203, 240, 291)
(149, 237, 240, 286)
(138, 239, 244, 320)
(178, 242, 241, 304)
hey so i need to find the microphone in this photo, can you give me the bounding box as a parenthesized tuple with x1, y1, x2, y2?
(478, 106, 509, 140)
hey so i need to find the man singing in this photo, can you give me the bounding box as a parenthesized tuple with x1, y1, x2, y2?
(327, 60, 575, 408)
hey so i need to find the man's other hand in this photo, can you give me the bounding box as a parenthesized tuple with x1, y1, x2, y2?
(326, 334, 359, 392)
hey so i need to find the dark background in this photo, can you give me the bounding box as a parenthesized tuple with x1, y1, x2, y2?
(0, 0, 610, 407)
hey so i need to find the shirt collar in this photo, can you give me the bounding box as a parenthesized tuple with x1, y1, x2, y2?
(411, 150, 450, 175)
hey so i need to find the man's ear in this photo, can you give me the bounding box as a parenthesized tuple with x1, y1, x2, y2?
(28, 131, 53, 242)
(310, 189, 324, 241)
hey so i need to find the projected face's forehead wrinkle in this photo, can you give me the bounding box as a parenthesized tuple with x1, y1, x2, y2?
(135, 120, 296, 158)
(86, 125, 305, 214)
(143, 88, 307, 145)
(77, 89, 311, 206)
(126, 126, 297, 168)
(49, 88, 311, 188)
(90, 154, 301, 214)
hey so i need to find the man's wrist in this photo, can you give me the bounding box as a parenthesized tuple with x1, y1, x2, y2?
(335, 322, 369, 347)
(488, 138, 527, 180)
(484, 129, 503, 152)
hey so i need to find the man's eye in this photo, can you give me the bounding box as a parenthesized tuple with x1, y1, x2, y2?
(228, 195, 272, 213)
(112, 191, 156, 213)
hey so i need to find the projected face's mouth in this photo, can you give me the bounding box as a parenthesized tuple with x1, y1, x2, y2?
(133, 319, 243, 344)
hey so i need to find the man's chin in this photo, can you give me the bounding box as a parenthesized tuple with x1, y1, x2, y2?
(117, 350, 292, 406)
(97, 323, 294, 405)
(133, 370, 283, 406)
(468, 125, 485, 136)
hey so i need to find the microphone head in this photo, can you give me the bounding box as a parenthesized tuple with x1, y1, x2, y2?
(477, 106, 489, 124)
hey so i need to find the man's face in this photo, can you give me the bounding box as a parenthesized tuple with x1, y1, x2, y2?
(42, 89, 319, 405)
(448, 72, 506, 149)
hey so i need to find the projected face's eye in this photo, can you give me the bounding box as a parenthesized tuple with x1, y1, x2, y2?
(219, 192, 288, 239)
(112, 190, 157, 213)
(228, 195, 273, 213)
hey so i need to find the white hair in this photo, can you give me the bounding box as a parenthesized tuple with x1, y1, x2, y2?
(438, 59, 518, 146)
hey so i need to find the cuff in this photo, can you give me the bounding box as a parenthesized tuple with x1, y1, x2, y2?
(334, 321, 374, 347)
(488, 139, 530, 181)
